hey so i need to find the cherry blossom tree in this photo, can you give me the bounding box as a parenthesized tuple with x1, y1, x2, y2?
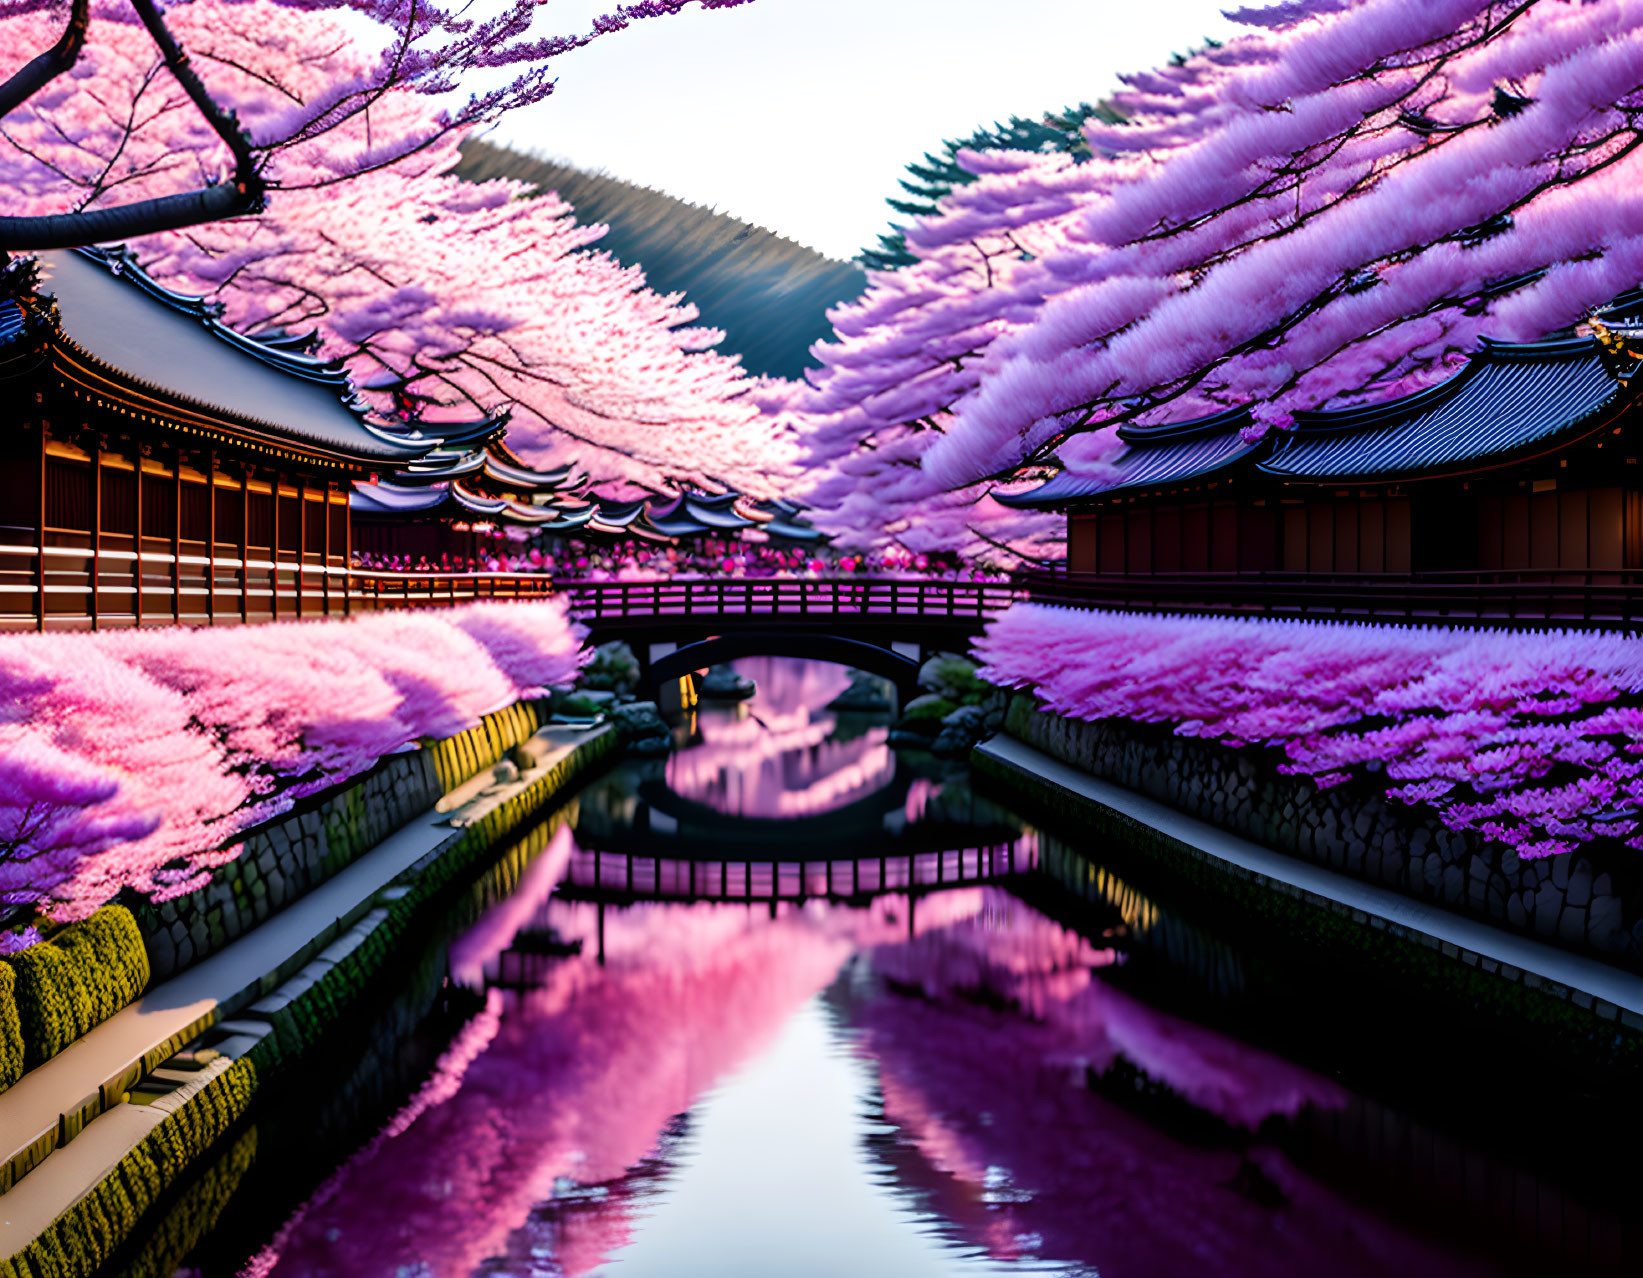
(795, 0, 1643, 548)
(0, 600, 586, 921)
(0, 0, 752, 249)
(976, 605, 1643, 861)
(0, 1, 792, 497)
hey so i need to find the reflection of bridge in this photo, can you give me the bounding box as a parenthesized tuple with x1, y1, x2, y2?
(483, 840, 1039, 985)
(560, 843, 1036, 905)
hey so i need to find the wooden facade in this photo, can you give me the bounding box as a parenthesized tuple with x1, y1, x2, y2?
(1019, 331, 1643, 586)
(0, 426, 355, 628)
(0, 246, 441, 630)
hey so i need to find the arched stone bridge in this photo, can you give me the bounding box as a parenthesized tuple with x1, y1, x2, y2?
(559, 577, 1020, 698)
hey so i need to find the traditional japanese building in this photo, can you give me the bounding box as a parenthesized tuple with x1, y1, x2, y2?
(349, 434, 583, 563)
(1002, 321, 1643, 593)
(0, 246, 455, 629)
(352, 460, 827, 556)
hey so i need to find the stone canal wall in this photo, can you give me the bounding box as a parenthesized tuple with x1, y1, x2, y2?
(1003, 694, 1643, 972)
(132, 699, 553, 980)
(0, 722, 617, 1278)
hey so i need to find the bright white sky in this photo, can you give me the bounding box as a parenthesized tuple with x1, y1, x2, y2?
(488, 0, 1240, 260)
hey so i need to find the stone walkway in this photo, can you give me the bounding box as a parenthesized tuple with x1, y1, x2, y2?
(978, 734, 1643, 1023)
(0, 725, 605, 1255)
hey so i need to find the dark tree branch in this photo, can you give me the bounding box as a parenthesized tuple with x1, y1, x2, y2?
(0, 0, 89, 120)
(0, 0, 266, 250)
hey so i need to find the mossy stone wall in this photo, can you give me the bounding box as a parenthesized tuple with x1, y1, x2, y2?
(1004, 695, 1643, 972)
(134, 700, 551, 980)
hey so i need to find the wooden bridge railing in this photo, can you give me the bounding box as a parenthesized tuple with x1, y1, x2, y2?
(562, 576, 1020, 627)
(562, 842, 1037, 902)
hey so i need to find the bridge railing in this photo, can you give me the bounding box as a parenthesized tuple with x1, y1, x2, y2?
(560, 576, 1020, 626)
(562, 842, 1037, 901)
(0, 548, 1020, 632)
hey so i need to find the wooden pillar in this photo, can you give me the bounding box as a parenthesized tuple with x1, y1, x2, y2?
(296, 476, 306, 620)
(91, 439, 102, 630)
(343, 482, 353, 616)
(240, 465, 250, 625)
(35, 418, 46, 631)
(206, 448, 216, 626)
(320, 479, 330, 616)
(172, 444, 182, 624)
(270, 466, 279, 622)
(134, 444, 144, 629)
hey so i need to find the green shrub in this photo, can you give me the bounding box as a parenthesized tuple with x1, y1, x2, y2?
(0, 965, 24, 1095)
(917, 654, 988, 705)
(901, 694, 959, 723)
(579, 641, 640, 694)
(0, 1059, 255, 1278)
(4, 907, 150, 1069)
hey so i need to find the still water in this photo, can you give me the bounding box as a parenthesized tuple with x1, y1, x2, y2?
(146, 659, 1636, 1278)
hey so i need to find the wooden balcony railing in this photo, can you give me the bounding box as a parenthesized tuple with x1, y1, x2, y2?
(0, 538, 554, 631)
(1015, 568, 1643, 629)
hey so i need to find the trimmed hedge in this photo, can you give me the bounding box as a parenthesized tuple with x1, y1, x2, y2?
(0, 966, 23, 1094)
(2, 907, 150, 1070)
(118, 1126, 258, 1278)
(425, 699, 548, 792)
(0, 1059, 255, 1278)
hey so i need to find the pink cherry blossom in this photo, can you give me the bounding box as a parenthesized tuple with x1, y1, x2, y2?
(976, 604, 1643, 858)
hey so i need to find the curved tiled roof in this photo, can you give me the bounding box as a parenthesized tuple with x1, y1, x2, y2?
(39, 248, 434, 465)
(997, 407, 1259, 509)
(1000, 332, 1633, 508)
(1261, 337, 1620, 480)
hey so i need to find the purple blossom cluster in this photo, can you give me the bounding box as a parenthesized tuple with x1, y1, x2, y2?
(0, 602, 587, 922)
(974, 604, 1643, 860)
(792, 0, 1643, 555)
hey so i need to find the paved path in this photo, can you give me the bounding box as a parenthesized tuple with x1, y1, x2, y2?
(978, 734, 1643, 1020)
(0, 725, 604, 1253)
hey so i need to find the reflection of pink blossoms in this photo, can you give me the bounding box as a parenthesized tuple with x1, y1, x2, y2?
(665, 659, 896, 818)
(847, 898, 1491, 1278)
(975, 604, 1643, 859)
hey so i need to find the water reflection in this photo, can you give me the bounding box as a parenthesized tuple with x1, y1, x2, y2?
(665, 658, 896, 820)
(156, 658, 1633, 1277)
(579, 659, 1023, 863)
(247, 870, 1498, 1278)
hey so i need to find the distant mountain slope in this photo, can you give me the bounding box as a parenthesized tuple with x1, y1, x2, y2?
(456, 140, 865, 382)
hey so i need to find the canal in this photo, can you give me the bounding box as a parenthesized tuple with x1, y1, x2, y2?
(115, 658, 1639, 1277)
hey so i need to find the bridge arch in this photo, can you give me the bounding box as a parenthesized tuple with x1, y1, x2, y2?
(640, 630, 921, 701)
